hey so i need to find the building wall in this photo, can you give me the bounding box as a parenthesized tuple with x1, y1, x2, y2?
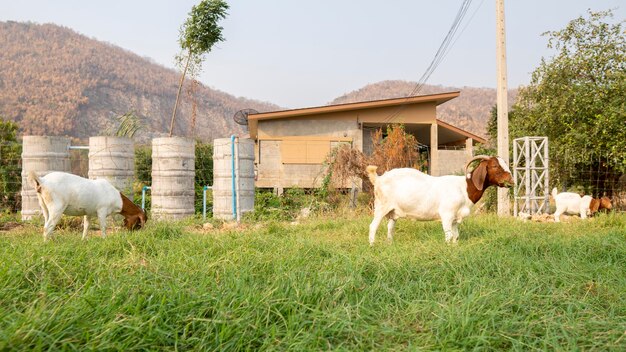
(252, 102, 477, 188)
(436, 149, 472, 176)
(256, 118, 360, 189)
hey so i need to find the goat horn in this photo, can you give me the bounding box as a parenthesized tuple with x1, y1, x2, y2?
(464, 155, 491, 177)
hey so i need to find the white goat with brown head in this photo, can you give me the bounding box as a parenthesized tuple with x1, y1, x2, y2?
(551, 188, 612, 222)
(28, 171, 147, 241)
(366, 155, 513, 244)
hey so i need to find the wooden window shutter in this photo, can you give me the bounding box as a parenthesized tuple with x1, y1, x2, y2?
(280, 139, 331, 164)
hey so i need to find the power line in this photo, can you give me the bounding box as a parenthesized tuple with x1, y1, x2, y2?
(384, 0, 476, 123)
(406, 0, 474, 97)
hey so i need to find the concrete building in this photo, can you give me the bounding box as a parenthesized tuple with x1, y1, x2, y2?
(247, 91, 486, 190)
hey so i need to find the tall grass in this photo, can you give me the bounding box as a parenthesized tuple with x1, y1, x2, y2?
(1, 213, 625, 350)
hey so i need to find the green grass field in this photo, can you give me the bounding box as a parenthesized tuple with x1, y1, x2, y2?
(1, 213, 625, 351)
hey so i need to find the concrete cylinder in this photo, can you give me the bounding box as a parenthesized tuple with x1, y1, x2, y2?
(20, 136, 71, 220)
(151, 137, 195, 219)
(212, 138, 255, 220)
(88, 136, 135, 196)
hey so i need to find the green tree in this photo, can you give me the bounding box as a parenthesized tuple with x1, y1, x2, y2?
(169, 0, 229, 136)
(0, 119, 18, 143)
(510, 10, 625, 192)
(0, 119, 22, 213)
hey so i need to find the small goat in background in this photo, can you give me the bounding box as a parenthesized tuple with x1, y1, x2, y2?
(367, 155, 513, 244)
(551, 188, 612, 222)
(28, 171, 147, 241)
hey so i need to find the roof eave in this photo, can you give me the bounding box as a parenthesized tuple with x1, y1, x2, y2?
(248, 91, 460, 122)
(436, 119, 486, 144)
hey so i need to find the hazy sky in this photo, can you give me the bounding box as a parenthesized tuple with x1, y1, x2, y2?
(2, 1, 624, 108)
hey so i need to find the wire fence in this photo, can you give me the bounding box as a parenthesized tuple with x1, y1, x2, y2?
(550, 150, 626, 212)
(2, 140, 624, 215)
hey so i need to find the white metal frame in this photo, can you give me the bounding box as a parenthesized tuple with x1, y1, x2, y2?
(513, 137, 549, 216)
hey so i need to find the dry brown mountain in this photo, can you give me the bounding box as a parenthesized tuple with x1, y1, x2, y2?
(1, 22, 515, 143)
(0, 21, 279, 143)
(331, 80, 518, 139)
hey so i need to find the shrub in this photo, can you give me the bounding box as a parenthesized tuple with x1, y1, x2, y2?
(249, 188, 320, 221)
(0, 120, 21, 213)
(369, 124, 421, 174)
(320, 124, 422, 204)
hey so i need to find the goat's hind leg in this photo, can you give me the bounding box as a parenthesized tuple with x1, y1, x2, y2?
(43, 206, 64, 241)
(369, 206, 391, 246)
(37, 195, 49, 224)
(82, 216, 90, 240)
(36, 196, 50, 240)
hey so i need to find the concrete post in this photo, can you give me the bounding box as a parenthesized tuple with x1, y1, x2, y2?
(430, 123, 439, 176)
(496, 0, 511, 216)
(465, 138, 473, 158)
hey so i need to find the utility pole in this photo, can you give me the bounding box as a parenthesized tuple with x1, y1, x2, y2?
(496, 0, 510, 216)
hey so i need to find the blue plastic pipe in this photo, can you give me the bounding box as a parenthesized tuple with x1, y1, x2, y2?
(203, 185, 212, 220)
(141, 186, 151, 210)
(231, 135, 237, 220)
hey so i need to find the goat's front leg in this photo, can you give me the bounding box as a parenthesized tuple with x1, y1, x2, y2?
(97, 210, 108, 238)
(442, 217, 455, 244)
(554, 208, 562, 223)
(451, 221, 460, 243)
(580, 208, 588, 220)
(82, 216, 90, 240)
(386, 218, 396, 243)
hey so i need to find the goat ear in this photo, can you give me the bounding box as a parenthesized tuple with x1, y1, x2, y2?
(601, 197, 612, 209)
(589, 199, 600, 213)
(471, 162, 488, 191)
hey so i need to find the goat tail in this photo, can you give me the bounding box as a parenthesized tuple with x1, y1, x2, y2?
(551, 187, 558, 199)
(27, 171, 42, 193)
(366, 165, 378, 185)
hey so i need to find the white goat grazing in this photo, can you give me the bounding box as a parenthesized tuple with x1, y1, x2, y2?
(551, 188, 612, 222)
(27, 171, 147, 241)
(367, 155, 513, 244)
